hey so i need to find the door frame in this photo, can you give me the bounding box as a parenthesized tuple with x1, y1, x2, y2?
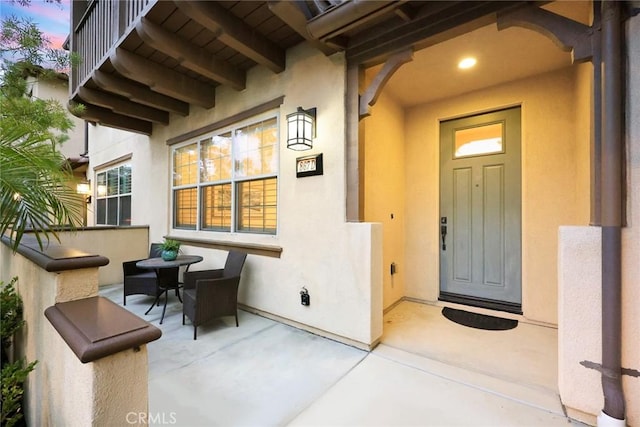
(438, 107, 523, 314)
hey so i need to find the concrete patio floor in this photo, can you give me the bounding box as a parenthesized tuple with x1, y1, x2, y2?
(100, 284, 587, 426)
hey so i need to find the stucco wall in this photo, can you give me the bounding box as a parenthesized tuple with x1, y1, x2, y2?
(27, 76, 85, 159)
(86, 125, 154, 230)
(558, 226, 602, 425)
(558, 13, 639, 426)
(364, 91, 407, 310)
(0, 245, 150, 426)
(87, 43, 383, 346)
(403, 66, 589, 325)
(56, 227, 150, 286)
(574, 62, 594, 225)
(620, 10, 640, 424)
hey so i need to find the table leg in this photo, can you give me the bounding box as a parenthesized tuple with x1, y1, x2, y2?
(159, 286, 169, 324)
(145, 268, 166, 318)
(145, 289, 165, 316)
(142, 262, 196, 322)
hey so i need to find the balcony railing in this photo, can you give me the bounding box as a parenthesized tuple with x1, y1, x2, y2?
(71, 0, 152, 94)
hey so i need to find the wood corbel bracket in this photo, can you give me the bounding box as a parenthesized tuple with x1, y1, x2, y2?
(497, 4, 596, 64)
(359, 49, 414, 119)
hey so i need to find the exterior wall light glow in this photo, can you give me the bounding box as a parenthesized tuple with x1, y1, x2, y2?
(76, 181, 92, 203)
(458, 57, 477, 69)
(76, 182, 91, 195)
(286, 107, 316, 150)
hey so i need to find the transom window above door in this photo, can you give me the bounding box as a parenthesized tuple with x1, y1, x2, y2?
(172, 114, 279, 234)
(454, 122, 504, 158)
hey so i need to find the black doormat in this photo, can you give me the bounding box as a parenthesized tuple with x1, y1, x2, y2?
(442, 307, 518, 331)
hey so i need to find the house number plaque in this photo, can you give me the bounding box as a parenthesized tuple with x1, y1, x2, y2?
(296, 153, 323, 178)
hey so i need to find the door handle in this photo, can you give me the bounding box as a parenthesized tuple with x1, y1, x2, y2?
(440, 217, 447, 250)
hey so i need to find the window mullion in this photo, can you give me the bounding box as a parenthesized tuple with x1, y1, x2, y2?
(231, 129, 237, 232)
(172, 113, 278, 235)
(197, 140, 202, 231)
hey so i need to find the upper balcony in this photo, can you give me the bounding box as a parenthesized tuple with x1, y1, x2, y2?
(69, 0, 523, 135)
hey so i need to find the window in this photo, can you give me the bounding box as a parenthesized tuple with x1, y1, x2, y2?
(172, 115, 278, 234)
(454, 122, 504, 158)
(96, 164, 132, 225)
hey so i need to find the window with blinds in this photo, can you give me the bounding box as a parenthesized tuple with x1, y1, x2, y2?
(95, 164, 132, 226)
(172, 115, 278, 234)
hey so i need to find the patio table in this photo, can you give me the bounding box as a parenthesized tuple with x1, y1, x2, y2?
(137, 255, 203, 324)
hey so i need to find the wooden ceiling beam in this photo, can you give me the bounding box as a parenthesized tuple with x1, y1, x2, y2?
(174, 1, 285, 73)
(92, 70, 189, 116)
(71, 101, 153, 135)
(110, 48, 216, 108)
(306, 0, 402, 41)
(78, 86, 169, 124)
(267, 1, 336, 55)
(347, 1, 520, 66)
(135, 17, 246, 90)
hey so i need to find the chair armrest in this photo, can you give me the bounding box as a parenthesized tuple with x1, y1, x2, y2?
(123, 259, 147, 276)
(183, 269, 224, 290)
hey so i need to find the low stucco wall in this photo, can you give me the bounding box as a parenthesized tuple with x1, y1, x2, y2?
(55, 226, 150, 286)
(178, 221, 384, 347)
(557, 226, 601, 425)
(0, 242, 151, 426)
(558, 227, 639, 426)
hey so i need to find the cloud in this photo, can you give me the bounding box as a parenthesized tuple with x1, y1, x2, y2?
(1, 0, 70, 49)
(48, 34, 66, 50)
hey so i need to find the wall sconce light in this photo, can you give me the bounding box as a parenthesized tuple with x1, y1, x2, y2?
(286, 107, 316, 150)
(76, 181, 92, 204)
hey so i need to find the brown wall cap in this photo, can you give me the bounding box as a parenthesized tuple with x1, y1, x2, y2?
(45, 296, 162, 363)
(1, 234, 110, 272)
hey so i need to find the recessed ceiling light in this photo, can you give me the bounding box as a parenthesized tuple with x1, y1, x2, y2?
(458, 57, 477, 69)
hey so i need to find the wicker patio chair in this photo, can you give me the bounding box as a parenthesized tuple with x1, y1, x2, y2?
(122, 243, 179, 305)
(182, 250, 247, 340)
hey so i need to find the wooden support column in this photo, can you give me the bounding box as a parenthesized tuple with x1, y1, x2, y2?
(346, 62, 365, 222)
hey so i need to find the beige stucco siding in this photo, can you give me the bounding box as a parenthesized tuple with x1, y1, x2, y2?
(574, 62, 593, 225)
(88, 44, 383, 346)
(27, 76, 85, 159)
(86, 126, 152, 230)
(403, 66, 590, 325)
(621, 12, 640, 425)
(364, 91, 407, 310)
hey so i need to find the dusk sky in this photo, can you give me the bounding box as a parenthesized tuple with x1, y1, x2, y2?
(1, 0, 71, 49)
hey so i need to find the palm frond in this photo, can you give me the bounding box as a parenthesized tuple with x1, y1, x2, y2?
(0, 130, 83, 251)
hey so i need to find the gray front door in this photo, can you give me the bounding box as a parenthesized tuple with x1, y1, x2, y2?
(439, 107, 522, 313)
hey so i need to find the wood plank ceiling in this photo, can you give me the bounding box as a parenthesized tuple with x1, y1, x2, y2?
(73, 0, 526, 134)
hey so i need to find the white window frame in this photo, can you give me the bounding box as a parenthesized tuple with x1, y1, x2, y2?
(95, 163, 132, 226)
(170, 111, 279, 235)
